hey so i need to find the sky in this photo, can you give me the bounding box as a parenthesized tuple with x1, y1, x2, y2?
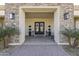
(0, 0, 79, 5)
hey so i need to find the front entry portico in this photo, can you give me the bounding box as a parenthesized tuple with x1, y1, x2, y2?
(18, 6, 61, 45)
(4, 3, 74, 45)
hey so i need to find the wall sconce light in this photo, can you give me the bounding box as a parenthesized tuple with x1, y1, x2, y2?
(64, 12, 70, 20)
(9, 13, 15, 19)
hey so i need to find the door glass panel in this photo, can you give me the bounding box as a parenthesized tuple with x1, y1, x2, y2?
(36, 23, 39, 32)
(40, 23, 43, 32)
(40, 23, 43, 26)
(36, 26, 39, 32)
(36, 23, 39, 26)
(40, 27, 43, 32)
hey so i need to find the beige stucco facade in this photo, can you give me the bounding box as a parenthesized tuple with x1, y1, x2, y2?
(0, 3, 79, 45)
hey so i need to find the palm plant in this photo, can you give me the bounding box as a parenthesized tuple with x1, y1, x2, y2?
(5, 27, 19, 36)
(0, 28, 5, 41)
(11, 28, 19, 35)
(62, 28, 74, 46)
(4, 27, 19, 48)
(72, 29, 79, 47)
(5, 27, 14, 36)
(0, 28, 6, 49)
(0, 27, 19, 48)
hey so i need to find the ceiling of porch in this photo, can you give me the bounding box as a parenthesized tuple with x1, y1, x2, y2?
(23, 8, 56, 12)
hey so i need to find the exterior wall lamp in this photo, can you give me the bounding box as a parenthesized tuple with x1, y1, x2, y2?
(9, 13, 15, 20)
(64, 12, 70, 20)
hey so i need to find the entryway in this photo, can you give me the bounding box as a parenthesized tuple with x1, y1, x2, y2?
(18, 6, 61, 45)
(25, 12, 55, 45)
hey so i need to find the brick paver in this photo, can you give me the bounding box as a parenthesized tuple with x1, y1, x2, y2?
(7, 44, 69, 56)
(0, 36, 69, 56)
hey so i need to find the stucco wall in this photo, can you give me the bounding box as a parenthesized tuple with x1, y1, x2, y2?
(76, 19, 79, 29)
(0, 17, 4, 27)
(74, 17, 79, 29)
(25, 12, 54, 35)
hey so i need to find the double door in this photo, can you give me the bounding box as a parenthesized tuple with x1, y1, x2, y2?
(35, 22, 45, 34)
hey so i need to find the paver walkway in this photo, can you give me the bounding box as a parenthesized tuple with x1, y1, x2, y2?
(0, 36, 69, 56)
(7, 44, 69, 56)
(24, 36, 55, 45)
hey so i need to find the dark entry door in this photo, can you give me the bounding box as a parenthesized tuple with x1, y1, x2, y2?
(35, 22, 45, 34)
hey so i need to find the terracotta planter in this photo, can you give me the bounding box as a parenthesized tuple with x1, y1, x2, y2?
(0, 39, 4, 49)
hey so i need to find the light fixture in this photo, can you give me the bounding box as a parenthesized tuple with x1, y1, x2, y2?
(64, 12, 70, 20)
(9, 13, 15, 19)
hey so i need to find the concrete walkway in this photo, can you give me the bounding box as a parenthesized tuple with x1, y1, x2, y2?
(7, 44, 69, 56)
